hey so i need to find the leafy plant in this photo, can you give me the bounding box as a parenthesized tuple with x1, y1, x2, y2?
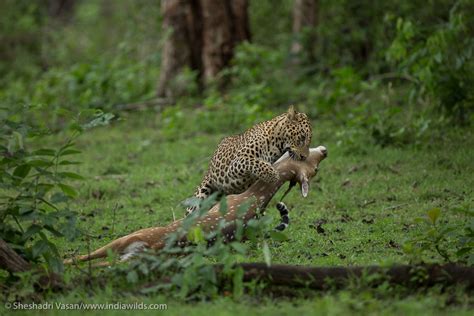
(387, 0, 474, 124)
(403, 206, 474, 265)
(0, 107, 113, 274)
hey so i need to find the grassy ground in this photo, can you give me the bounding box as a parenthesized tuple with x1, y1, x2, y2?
(3, 109, 473, 315)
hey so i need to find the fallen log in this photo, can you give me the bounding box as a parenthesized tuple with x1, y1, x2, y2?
(233, 263, 474, 290)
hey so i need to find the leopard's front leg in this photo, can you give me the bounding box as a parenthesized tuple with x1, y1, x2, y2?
(230, 156, 280, 184)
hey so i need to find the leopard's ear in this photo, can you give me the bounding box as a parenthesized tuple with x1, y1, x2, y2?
(287, 105, 297, 122)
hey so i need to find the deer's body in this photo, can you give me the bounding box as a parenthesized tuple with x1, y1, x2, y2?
(65, 146, 327, 265)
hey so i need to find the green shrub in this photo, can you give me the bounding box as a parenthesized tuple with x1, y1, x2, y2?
(0, 106, 112, 274)
(403, 207, 474, 265)
(387, 0, 474, 124)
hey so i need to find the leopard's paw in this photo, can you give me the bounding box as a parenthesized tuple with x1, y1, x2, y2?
(262, 168, 280, 184)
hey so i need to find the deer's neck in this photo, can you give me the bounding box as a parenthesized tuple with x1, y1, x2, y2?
(231, 161, 297, 212)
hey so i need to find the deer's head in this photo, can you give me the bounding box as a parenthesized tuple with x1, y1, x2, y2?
(276, 145, 327, 197)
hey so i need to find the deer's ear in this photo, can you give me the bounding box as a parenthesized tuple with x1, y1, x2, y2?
(287, 105, 297, 122)
(301, 177, 309, 197)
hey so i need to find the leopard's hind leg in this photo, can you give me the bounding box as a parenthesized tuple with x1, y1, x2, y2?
(185, 178, 216, 216)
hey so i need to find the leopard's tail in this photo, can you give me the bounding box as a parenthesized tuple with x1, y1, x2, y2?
(274, 202, 290, 231)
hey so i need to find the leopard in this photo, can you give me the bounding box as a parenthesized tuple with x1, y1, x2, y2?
(186, 106, 312, 216)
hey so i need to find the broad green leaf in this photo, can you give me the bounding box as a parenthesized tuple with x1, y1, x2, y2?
(59, 141, 76, 152)
(58, 160, 81, 165)
(37, 183, 55, 195)
(456, 247, 472, 258)
(57, 172, 85, 180)
(60, 149, 82, 156)
(127, 270, 138, 284)
(13, 164, 31, 180)
(44, 254, 64, 274)
(50, 192, 69, 204)
(44, 225, 63, 237)
(187, 226, 205, 243)
(138, 263, 149, 276)
(19, 207, 34, 215)
(58, 183, 78, 198)
(230, 242, 247, 254)
(27, 159, 53, 167)
(427, 208, 441, 225)
(32, 149, 56, 156)
(47, 240, 60, 256)
(32, 240, 49, 258)
(262, 241, 271, 267)
(219, 197, 228, 216)
(23, 224, 42, 240)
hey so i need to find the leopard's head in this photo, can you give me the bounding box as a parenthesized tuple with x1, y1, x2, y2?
(283, 106, 312, 161)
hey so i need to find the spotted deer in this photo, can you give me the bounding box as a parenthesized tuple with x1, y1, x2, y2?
(64, 146, 327, 265)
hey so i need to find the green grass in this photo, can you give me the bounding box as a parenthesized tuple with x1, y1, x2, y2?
(3, 290, 473, 316)
(3, 109, 473, 315)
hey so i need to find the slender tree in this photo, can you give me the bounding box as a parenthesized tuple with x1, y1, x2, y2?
(157, 0, 250, 98)
(291, 0, 318, 66)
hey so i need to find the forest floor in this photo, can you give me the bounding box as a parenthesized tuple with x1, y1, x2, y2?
(4, 110, 473, 315)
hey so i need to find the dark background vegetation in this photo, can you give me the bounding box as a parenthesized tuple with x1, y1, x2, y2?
(0, 0, 473, 314)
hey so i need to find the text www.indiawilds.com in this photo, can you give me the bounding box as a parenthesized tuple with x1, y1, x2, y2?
(5, 301, 168, 311)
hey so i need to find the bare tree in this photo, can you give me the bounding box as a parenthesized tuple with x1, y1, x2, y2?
(157, 0, 250, 98)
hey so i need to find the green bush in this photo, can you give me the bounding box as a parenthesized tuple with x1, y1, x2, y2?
(0, 108, 85, 274)
(387, 0, 474, 124)
(0, 106, 112, 274)
(403, 207, 474, 265)
(1, 55, 159, 118)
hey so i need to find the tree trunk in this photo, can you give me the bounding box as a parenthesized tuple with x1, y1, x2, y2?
(157, 0, 250, 98)
(0, 239, 31, 273)
(47, 0, 77, 22)
(200, 0, 234, 84)
(157, 0, 196, 98)
(0, 239, 64, 290)
(291, 0, 318, 65)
